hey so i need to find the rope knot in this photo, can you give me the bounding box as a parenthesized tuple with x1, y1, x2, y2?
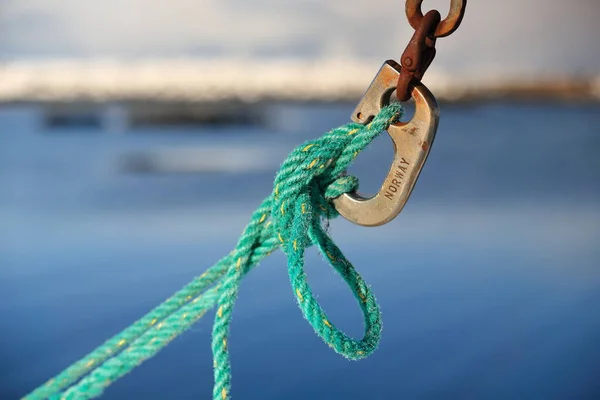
(308, 174, 360, 220)
(270, 101, 403, 243)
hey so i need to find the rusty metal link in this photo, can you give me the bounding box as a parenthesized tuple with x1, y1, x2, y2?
(396, 10, 440, 102)
(406, 0, 467, 38)
(396, 0, 467, 102)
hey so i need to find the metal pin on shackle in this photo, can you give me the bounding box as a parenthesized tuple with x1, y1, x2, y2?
(333, 0, 467, 227)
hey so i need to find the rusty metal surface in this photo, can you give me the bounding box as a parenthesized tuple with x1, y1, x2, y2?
(351, 60, 404, 124)
(396, 0, 468, 102)
(396, 10, 440, 102)
(406, 0, 467, 38)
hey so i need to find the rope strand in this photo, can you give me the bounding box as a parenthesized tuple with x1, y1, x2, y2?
(23, 102, 403, 400)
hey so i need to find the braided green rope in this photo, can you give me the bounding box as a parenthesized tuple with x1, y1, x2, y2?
(23, 102, 403, 400)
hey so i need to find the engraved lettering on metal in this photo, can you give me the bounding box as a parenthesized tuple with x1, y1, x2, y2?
(384, 158, 410, 200)
(333, 60, 440, 227)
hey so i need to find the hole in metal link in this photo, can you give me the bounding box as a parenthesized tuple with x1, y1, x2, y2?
(419, 0, 450, 15)
(386, 89, 415, 123)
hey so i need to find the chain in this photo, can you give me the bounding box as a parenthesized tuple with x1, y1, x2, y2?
(397, 0, 467, 102)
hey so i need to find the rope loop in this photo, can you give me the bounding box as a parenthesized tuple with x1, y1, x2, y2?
(24, 102, 404, 400)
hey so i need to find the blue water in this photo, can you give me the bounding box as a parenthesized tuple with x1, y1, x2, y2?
(1, 103, 599, 399)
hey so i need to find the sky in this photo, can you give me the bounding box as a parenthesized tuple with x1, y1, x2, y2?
(0, 0, 599, 78)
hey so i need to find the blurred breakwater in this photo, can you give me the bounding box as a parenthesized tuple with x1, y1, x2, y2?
(1, 59, 598, 105)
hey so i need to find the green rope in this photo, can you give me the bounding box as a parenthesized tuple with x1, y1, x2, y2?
(23, 102, 403, 400)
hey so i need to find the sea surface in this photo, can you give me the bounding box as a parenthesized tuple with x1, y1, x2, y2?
(1, 102, 599, 399)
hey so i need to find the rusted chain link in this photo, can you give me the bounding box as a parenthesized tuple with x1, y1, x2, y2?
(397, 0, 467, 101)
(406, 0, 467, 38)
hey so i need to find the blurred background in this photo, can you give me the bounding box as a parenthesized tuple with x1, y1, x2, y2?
(1, 0, 599, 399)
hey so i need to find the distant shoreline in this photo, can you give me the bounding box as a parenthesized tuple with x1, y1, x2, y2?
(1, 60, 598, 105)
